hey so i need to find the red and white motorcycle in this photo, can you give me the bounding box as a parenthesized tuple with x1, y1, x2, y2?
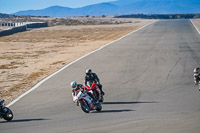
(73, 89, 102, 113)
(86, 82, 104, 103)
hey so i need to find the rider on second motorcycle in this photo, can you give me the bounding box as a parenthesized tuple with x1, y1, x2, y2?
(84, 69, 105, 95)
(71, 81, 99, 105)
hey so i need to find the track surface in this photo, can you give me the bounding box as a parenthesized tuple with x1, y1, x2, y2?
(1, 20, 200, 133)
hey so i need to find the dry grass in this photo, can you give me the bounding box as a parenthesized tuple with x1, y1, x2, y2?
(51, 61, 65, 65)
(0, 26, 141, 43)
(0, 61, 24, 69)
(1, 71, 45, 98)
(0, 19, 154, 105)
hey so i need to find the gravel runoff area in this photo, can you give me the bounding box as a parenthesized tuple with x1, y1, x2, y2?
(0, 19, 155, 105)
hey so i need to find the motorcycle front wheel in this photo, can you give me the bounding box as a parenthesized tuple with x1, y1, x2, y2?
(2, 107, 13, 121)
(80, 100, 90, 113)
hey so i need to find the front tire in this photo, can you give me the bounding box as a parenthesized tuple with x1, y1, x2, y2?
(2, 107, 13, 121)
(80, 100, 90, 113)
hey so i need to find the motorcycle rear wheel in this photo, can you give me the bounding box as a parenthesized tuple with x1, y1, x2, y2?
(96, 103, 102, 112)
(80, 100, 90, 113)
(2, 107, 13, 121)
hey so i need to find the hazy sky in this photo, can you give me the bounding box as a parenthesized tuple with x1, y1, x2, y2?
(0, 0, 117, 14)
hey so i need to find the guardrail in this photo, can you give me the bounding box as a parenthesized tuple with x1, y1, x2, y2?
(0, 22, 48, 37)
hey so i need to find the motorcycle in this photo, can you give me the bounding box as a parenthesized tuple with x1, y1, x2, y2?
(196, 82, 200, 91)
(0, 100, 13, 121)
(86, 82, 104, 103)
(73, 89, 102, 113)
(194, 74, 200, 91)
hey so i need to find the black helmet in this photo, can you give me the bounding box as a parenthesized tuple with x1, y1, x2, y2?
(194, 67, 200, 74)
(86, 69, 92, 75)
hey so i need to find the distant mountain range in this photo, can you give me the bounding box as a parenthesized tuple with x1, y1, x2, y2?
(13, 0, 200, 17)
(0, 13, 15, 18)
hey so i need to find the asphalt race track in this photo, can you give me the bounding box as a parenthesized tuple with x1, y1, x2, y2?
(1, 20, 200, 133)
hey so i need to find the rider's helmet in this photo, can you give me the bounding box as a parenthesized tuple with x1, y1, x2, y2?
(194, 67, 200, 74)
(71, 81, 77, 89)
(86, 69, 92, 75)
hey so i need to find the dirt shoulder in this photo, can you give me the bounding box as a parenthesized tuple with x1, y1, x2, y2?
(0, 19, 155, 105)
(192, 19, 200, 32)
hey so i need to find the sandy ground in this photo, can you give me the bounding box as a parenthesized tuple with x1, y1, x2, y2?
(0, 19, 154, 105)
(192, 19, 200, 31)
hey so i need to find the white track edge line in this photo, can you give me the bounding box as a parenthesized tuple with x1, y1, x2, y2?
(7, 20, 157, 107)
(190, 19, 200, 34)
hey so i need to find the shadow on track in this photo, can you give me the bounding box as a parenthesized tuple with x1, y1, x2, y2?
(102, 101, 157, 105)
(93, 109, 134, 113)
(0, 118, 49, 123)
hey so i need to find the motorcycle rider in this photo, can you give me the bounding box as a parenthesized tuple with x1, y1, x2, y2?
(0, 99, 4, 108)
(84, 69, 105, 96)
(0, 99, 4, 103)
(71, 81, 99, 105)
(194, 67, 200, 91)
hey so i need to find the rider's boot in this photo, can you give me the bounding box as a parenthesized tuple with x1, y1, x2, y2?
(93, 97, 99, 105)
(99, 85, 105, 95)
(101, 90, 105, 95)
(92, 97, 99, 105)
(95, 100, 99, 105)
(99, 94, 103, 102)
